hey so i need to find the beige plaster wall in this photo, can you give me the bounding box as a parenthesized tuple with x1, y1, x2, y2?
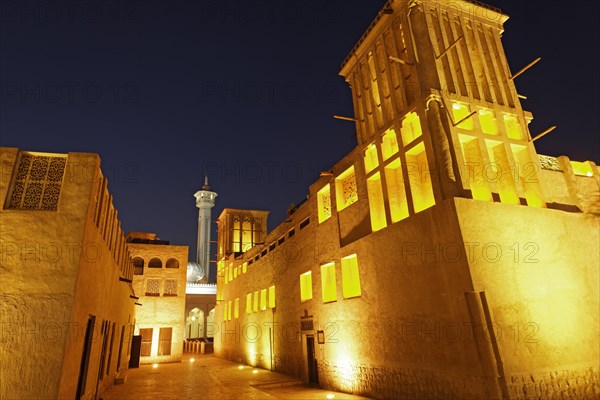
(130, 243, 188, 364)
(456, 198, 600, 399)
(0, 149, 136, 400)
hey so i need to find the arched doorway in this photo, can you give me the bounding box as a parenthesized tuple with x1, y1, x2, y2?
(186, 308, 204, 339)
(206, 308, 215, 339)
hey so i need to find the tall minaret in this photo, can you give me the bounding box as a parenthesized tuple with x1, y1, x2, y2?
(194, 176, 217, 283)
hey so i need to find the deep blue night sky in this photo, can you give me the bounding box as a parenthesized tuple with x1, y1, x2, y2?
(1, 0, 598, 262)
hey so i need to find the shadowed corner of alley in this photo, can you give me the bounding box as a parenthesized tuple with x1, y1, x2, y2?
(103, 354, 371, 400)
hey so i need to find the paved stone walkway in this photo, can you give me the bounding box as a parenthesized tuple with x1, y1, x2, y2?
(104, 354, 370, 400)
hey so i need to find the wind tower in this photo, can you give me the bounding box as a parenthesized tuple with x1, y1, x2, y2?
(194, 176, 217, 282)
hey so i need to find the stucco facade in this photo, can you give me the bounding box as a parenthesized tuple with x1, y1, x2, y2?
(213, 1, 600, 399)
(128, 233, 188, 364)
(0, 148, 137, 400)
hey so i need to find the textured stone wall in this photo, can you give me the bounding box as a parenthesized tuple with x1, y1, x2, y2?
(318, 361, 501, 400)
(507, 367, 600, 400)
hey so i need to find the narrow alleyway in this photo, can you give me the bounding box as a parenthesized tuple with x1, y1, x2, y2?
(104, 354, 370, 400)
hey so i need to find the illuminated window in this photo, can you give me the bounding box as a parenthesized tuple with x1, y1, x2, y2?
(459, 135, 492, 202)
(227, 301, 232, 321)
(335, 166, 358, 211)
(234, 298, 239, 319)
(223, 304, 227, 321)
(406, 142, 435, 213)
(233, 266, 238, 279)
(228, 264, 233, 281)
(300, 271, 313, 302)
(478, 109, 498, 135)
(384, 158, 409, 222)
(246, 293, 252, 314)
(570, 161, 594, 177)
(242, 262, 247, 274)
(364, 143, 379, 173)
(320, 262, 337, 303)
(401, 112, 423, 145)
(452, 103, 474, 130)
(341, 254, 361, 299)
(486, 140, 519, 205)
(381, 129, 400, 160)
(511, 144, 545, 207)
(504, 114, 525, 140)
(317, 184, 332, 223)
(367, 172, 387, 232)
(241, 218, 253, 252)
(253, 291, 259, 312)
(268, 286, 276, 308)
(260, 289, 267, 311)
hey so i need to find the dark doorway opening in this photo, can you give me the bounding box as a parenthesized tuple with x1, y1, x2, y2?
(306, 335, 319, 385)
(129, 335, 142, 368)
(76, 315, 95, 399)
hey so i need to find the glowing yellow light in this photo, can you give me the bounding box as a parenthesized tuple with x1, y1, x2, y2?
(381, 129, 400, 160)
(191, 316, 196, 321)
(459, 134, 492, 202)
(503, 114, 524, 140)
(570, 160, 594, 177)
(400, 112, 423, 146)
(511, 144, 545, 208)
(252, 369, 259, 374)
(405, 142, 435, 213)
(341, 254, 361, 299)
(366, 172, 387, 232)
(451, 103, 474, 130)
(364, 143, 379, 173)
(152, 364, 158, 369)
(384, 158, 409, 222)
(320, 262, 337, 303)
(485, 140, 519, 205)
(335, 167, 358, 211)
(317, 185, 332, 223)
(300, 271, 313, 302)
(478, 109, 498, 135)
(190, 358, 195, 363)
(238, 365, 244, 370)
(326, 395, 335, 399)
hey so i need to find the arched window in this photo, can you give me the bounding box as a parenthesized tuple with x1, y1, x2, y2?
(133, 257, 144, 275)
(148, 258, 162, 268)
(166, 258, 179, 269)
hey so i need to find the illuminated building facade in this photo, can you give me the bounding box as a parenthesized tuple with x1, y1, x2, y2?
(213, 1, 600, 399)
(0, 148, 137, 400)
(127, 232, 188, 364)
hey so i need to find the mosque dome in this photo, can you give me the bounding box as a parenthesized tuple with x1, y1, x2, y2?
(187, 261, 205, 283)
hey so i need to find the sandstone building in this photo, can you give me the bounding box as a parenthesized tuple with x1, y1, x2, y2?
(127, 232, 188, 364)
(213, 1, 600, 399)
(0, 148, 137, 400)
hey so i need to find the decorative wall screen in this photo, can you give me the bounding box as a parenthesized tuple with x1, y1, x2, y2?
(163, 279, 177, 296)
(6, 152, 67, 210)
(145, 279, 160, 296)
